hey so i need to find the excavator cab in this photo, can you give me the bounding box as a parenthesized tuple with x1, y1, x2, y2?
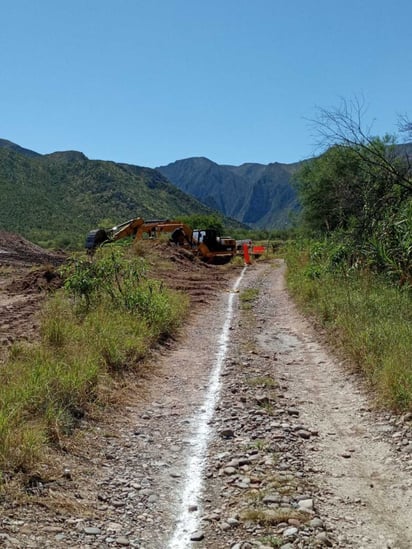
(193, 228, 236, 264)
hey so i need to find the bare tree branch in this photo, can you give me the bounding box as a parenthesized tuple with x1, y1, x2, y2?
(398, 113, 412, 138)
(307, 97, 412, 193)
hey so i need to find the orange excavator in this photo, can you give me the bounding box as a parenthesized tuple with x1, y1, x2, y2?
(85, 218, 236, 264)
(85, 217, 145, 251)
(135, 219, 194, 245)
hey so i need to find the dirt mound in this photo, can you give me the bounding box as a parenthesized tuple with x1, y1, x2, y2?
(0, 238, 235, 362)
(7, 266, 63, 295)
(0, 265, 64, 361)
(0, 233, 65, 360)
(146, 241, 234, 307)
(0, 231, 65, 266)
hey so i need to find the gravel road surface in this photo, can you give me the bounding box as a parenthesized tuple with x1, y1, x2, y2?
(1, 258, 411, 548)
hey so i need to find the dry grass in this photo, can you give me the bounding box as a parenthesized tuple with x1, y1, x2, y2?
(247, 375, 278, 388)
(239, 287, 260, 309)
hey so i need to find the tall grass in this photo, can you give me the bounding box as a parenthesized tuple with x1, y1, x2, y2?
(285, 240, 412, 411)
(0, 250, 188, 476)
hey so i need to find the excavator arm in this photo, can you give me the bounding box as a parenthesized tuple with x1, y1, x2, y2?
(134, 220, 193, 245)
(85, 218, 235, 264)
(85, 217, 144, 253)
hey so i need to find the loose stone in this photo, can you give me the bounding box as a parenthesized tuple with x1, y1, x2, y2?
(283, 526, 298, 538)
(220, 428, 235, 439)
(84, 527, 101, 535)
(116, 537, 130, 546)
(309, 518, 324, 528)
(297, 498, 314, 510)
(315, 531, 333, 546)
(190, 530, 205, 541)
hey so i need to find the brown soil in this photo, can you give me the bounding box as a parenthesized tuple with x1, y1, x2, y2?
(0, 237, 411, 548)
(0, 232, 65, 360)
(0, 236, 228, 362)
(146, 240, 232, 306)
(0, 231, 65, 267)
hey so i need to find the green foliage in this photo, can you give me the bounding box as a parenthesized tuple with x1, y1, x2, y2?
(0, 148, 216, 250)
(62, 250, 185, 336)
(294, 138, 412, 284)
(0, 249, 188, 474)
(257, 536, 283, 548)
(230, 227, 295, 241)
(239, 287, 260, 309)
(62, 250, 147, 309)
(285, 240, 412, 411)
(363, 198, 412, 284)
(180, 213, 225, 234)
(294, 145, 363, 232)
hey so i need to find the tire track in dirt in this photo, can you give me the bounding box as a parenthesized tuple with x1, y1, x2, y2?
(257, 262, 412, 548)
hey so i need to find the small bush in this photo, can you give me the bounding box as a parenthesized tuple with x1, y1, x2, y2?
(240, 288, 260, 310)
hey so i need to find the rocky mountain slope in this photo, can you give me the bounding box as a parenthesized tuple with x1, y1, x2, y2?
(157, 157, 301, 228)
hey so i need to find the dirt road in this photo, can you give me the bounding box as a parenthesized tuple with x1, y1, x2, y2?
(0, 253, 411, 548)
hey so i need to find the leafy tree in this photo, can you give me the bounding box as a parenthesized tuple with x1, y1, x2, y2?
(295, 98, 412, 284)
(180, 213, 224, 234)
(295, 145, 363, 232)
(296, 137, 410, 236)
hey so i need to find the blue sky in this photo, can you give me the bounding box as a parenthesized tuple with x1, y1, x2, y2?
(1, 0, 411, 167)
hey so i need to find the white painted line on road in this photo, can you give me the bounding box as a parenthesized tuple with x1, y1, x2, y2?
(168, 266, 247, 548)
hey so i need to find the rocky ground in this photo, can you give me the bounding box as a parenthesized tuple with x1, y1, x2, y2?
(199, 261, 412, 549)
(0, 239, 411, 548)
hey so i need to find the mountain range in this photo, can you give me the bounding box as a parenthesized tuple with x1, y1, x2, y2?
(2, 138, 411, 248)
(0, 140, 219, 248)
(157, 157, 300, 228)
(0, 138, 300, 251)
(157, 143, 412, 229)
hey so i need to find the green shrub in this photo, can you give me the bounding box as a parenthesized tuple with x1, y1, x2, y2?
(0, 249, 188, 475)
(285, 240, 412, 411)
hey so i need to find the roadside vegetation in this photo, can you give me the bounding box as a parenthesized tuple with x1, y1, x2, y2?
(286, 239, 411, 410)
(0, 249, 188, 476)
(239, 287, 260, 309)
(286, 99, 412, 411)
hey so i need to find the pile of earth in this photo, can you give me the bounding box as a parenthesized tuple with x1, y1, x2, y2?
(7, 266, 63, 295)
(0, 233, 66, 358)
(0, 231, 65, 266)
(144, 240, 234, 307)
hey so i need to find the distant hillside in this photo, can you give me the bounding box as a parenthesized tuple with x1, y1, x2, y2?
(0, 139, 41, 158)
(0, 142, 221, 249)
(157, 157, 301, 228)
(157, 143, 412, 229)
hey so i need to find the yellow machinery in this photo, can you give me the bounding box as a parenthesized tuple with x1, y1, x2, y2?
(85, 218, 236, 264)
